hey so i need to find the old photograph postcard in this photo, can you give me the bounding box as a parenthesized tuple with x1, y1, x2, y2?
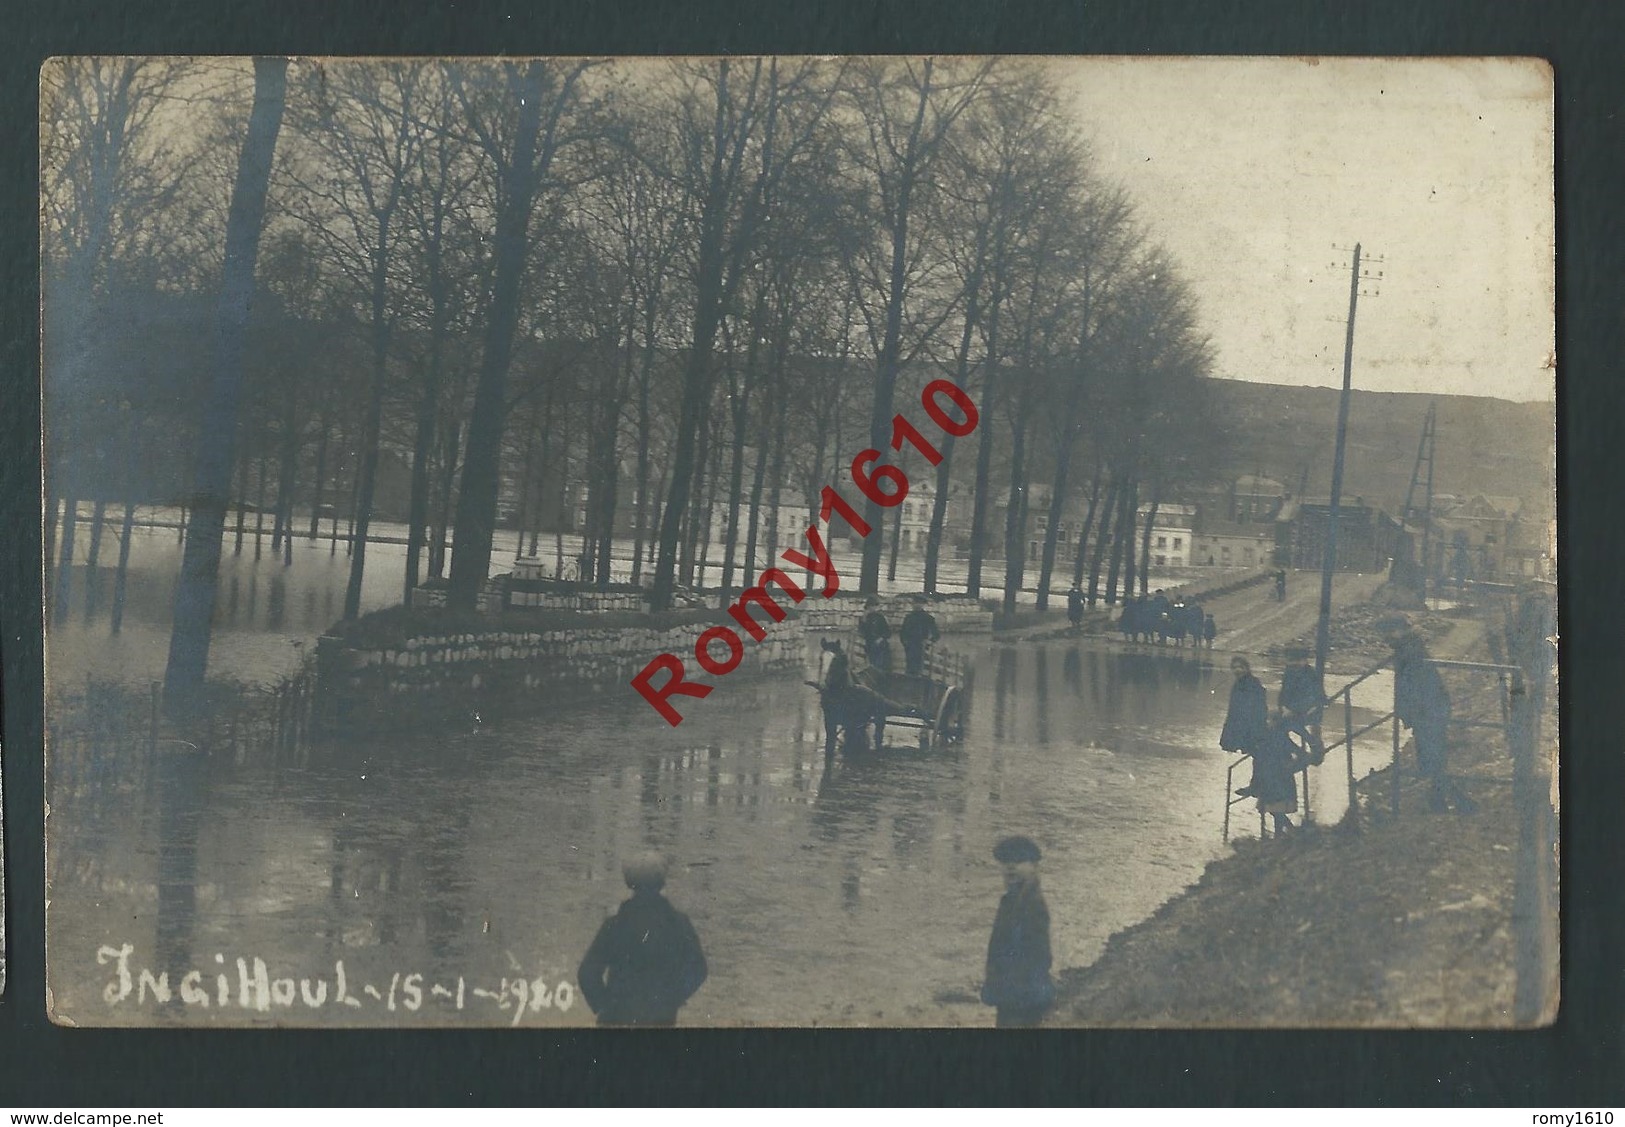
(40, 55, 1555, 1028)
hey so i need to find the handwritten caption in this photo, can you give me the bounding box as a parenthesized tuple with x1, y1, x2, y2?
(633, 378, 980, 724)
(97, 944, 575, 1026)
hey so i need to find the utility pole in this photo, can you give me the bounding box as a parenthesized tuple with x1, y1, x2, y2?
(1314, 244, 1383, 688)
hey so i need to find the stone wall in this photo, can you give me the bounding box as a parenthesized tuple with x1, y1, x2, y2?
(797, 595, 994, 634)
(315, 619, 806, 733)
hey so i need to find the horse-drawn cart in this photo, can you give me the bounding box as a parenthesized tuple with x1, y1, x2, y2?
(812, 638, 969, 753)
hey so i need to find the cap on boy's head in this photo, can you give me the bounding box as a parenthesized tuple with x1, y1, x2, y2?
(1284, 643, 1310, 660)
(866, 596, 880, 607)
(820, 637, 843, 654)
(914, 595, 927, 605)
(1375, 613, 1414, 641)
(622, 851, 668, 891)
(992, 835, 1041, 864)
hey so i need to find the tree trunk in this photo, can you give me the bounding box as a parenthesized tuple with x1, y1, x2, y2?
(1139, 488, 1161, 598)
(1001, 400, 1033, 614)
(404, 332, 443, 602)
(1036, 427, 1076, 611)
(307, 402, 330, 540)
(53, 493, 78, 623)
(111, 495, 137, 634)
(163, 57, 287, 714)
(253, 452, 268, 561)
(1086, 479, 1119, 607)
(447, 62, 552, 612)
(1072, 458, 1103, 590)
(429, 417, 459, 579)
(273, 393, 298, 565)
(83, 499, 107, 618)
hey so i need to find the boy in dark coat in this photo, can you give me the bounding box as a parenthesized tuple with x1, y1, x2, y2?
(899, 596, 941, 676)
(578, 852, 708, 1026)
(982, 835, 1055, 1028)
(1279, 644, 1327, 764)
(1067, 584, 1085, 630)
(1202, 614, 1218, 649)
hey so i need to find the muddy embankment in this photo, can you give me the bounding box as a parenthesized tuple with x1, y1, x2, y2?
(1051, 595, 1555, 1028)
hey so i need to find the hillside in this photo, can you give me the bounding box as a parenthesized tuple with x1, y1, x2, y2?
(1203, 379, 1555, 521)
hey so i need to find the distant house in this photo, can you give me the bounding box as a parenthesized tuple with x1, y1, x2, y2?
(1431, 494, 1529, 582)
(1230, 474, 1288, 524)
(1192, 519, 1277, 569)
(1276, 495, 1396, 572)
(1138, 503, 1198, 569)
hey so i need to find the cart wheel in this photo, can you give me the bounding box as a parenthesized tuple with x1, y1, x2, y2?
(933, 688, 964, 746)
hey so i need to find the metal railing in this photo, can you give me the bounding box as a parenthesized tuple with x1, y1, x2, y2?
(1222, 653, 1520, 841)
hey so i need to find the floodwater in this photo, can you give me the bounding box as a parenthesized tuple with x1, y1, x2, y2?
(46, 632, 1401, 1028)
(47, 515, 1209, 686)
(46, 517, 1401, 1027)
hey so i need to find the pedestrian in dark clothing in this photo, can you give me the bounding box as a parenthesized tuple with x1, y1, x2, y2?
(899, 596, 940, 676)
(1275, 569, 1288, 602)
(1150, 589, 1171, 643)
(1067, 585, 1084, 630)
(1220, 657, 1268, 757)
(1248, 712, 1305, 835)
(858, 597, 893, 671)
(578, 852, 708, 1027)
(1279, 644, 1327, 765)
(1202, 614, 1218, 649)
(1384, 619, 1477, 814)
(982, 835, 1054, 1028)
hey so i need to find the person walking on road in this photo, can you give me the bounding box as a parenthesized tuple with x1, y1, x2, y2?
(1275, 569, 1288, 602)
(1067, 584, 1085, 631)
(899, 595, 941, 676)
(578, 851, 709, 1026)
(1383, 616, 1477, 814)
(1202, 613, 1218, 649)
(981, 835, 1054, 1028)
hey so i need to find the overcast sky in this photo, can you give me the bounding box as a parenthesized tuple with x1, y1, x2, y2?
(1055, 57, 1553, 403)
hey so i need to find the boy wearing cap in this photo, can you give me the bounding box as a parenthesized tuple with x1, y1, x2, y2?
(981, 835, 1055, 1027)
(578, 851, 709, 1026)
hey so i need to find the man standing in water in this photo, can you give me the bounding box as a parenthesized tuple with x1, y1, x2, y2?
(981, 835, 1054, 1027)
(578, 851, 709, 1026)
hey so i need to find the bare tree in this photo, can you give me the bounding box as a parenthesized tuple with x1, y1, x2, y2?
(446, 60, 601, 613)
(162, 57, 288, 714)
(842, 57, 994, 596)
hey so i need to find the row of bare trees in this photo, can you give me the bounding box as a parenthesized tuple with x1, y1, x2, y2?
(41, 56, 1220, 702)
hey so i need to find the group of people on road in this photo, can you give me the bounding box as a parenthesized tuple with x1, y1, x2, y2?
(578, 833, 1055, 1029)
(1115, 588, 1217, 649)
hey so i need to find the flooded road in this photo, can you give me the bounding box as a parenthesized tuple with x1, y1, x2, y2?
(46, 633, 1402, 1028)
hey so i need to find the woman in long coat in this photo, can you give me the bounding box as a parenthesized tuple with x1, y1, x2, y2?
(1220, 657, 1268, 755)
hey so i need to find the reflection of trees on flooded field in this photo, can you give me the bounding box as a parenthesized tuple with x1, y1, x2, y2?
(42, 57, 1226, 699)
